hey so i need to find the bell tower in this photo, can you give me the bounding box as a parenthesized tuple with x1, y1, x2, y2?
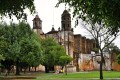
(60, 10, 74, 60)
(61, 10, 71, 31)
(33, 15, 43, 34)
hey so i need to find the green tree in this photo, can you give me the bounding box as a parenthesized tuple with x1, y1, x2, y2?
(53, 45, 67, 66)
(4, 22, 32, 75)
(117, 54, 120, 65)
(104, 43, 120, 55)
(0, 24, 14, 75)
(57, 0, 120, 35)
(20, 35, 42, 72)
(0, 37, 7, 60)
(0, 24, 8, 61)
(0, 0, 35, 19)
(41, 38, 66, 73)
(110, 45, 120, 55)
(59, 55, 72, 75)
(0, 22, 43, 75)
(0, 54, 4, 61)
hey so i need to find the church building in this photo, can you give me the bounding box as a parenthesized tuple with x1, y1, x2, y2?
(32, 10, 111, 72)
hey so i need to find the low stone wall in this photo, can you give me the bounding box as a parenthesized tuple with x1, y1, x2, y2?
(29, 65, 45, 72)
(66, 65, 76, 72)
(36, 65, 76, 73)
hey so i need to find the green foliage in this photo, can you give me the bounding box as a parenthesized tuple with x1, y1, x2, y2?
(20, 36, 42, 67)
(41, 38, 66, 67)
(0, 37, 8, 56)
(0, 0, 35, 20)
(111, 46, 120, 55)
(59, 55, 72, 67)
(104, 43, 120, 55)
(57, 0, 120, 35)
(0, 54, 5, 61)
(93, 48, 99, 53)
(117, 54, 120, 64)
(0, 22, 43, 69)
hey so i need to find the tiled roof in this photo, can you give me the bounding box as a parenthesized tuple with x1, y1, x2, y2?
(46, 31, 58, 34)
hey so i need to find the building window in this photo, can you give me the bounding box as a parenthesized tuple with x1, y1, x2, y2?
(35, 22, 37, 27)
(68, 24, 69, 27)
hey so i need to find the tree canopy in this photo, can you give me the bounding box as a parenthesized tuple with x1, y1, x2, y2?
(41, 38, 66, 73)
(59, 55, 72, 67)
(0, 0, 35, 19)
(0, 22, 43, 75)
(117, 54, 120, 65)
(57, 0, 120, 34)
(104, 43, 120, 55)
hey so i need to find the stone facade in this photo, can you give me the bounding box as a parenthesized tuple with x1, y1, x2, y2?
(32, 10, 112, 72)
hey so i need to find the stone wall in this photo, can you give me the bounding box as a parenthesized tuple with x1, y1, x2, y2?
(79, 53, 111, 71)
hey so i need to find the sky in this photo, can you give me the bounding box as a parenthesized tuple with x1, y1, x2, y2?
(1, 0, 120, 48)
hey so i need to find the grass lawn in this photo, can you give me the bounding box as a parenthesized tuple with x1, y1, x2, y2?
(34, 71, 120, 80)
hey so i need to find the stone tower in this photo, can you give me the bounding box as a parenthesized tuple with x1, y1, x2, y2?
(60, 10, 74, 60)
(61, 10, 71, 31)
(33, 15, 43, 34)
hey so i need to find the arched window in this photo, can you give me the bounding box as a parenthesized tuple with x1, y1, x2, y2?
(68, 18, 69, 20)
(68, 24, 69, 27)
(35, 21, 37, 27)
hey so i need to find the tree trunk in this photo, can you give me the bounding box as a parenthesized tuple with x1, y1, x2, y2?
(35, 67, 37, 72)
(100, 61, 103, 79)
(45, 66, 49, 73)
(29, 66, 31, 71)
(8, 68, 10, 75)
(100, 51, 103, 79)
(111, 53, 113, 71)
(5, 69, 8, 76)
(24, 68, 26, 74)
(16, 59, 20, 75)
(0, 68, 2, 75)
(65, 65, 67, 75)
